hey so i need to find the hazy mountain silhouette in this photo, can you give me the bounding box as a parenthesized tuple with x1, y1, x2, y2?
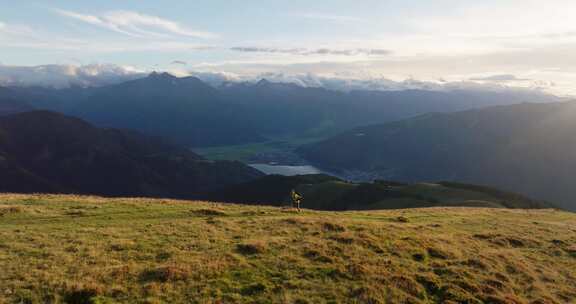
(6, 74, 562, 147)
(298, 101, 576, 210)
(67, 72, 266, 146)
(0, 87, 34, 116)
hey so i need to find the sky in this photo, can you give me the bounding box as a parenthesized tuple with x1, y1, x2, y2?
(2, 0, 576, 95)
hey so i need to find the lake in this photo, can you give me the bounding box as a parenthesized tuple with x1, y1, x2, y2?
(249, 164, 324, 176)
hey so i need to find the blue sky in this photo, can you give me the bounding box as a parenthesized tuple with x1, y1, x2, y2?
(2, 0, 576, 94)
(0, 0, 422, 66)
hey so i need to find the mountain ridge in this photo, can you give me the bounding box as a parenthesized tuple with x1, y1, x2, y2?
(0, 110, 263, 198)
(5, 73, 563, 147)
(298, 101, 576, 210)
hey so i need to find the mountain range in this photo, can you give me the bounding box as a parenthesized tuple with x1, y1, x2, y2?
(4, 73, 562, 147)
(1, 73, 573, 210)
(298, 101, 576, 210)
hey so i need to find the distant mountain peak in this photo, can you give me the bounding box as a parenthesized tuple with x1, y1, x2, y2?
(148, 71, 177, 80)
(254, 79, 303, 91)
(256, 79, 272, 87)
(180, 75, 207, 84)
(143, 73, 216, 90)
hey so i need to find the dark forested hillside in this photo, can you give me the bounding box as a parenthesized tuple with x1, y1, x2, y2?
(298, 101, 576, 210)
(0, 87, 34, 116)
(0, 111, 263, 198)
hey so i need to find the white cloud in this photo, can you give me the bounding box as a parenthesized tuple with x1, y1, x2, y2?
(55, 9, 218, 39)
(0, 20, 215, 53)
(167, 69, 556, 96)
(230, 47, 391, 57)
(415, 0, 576, 38)
(469, 74, 530, 82)
(0, 64, 145, 88)
(399, 0, 576, 54)
(0, 21, 34, 36)
(234, 72, 533, 93)
(294, 13, 362, 24)
(0, 63, 566, 99)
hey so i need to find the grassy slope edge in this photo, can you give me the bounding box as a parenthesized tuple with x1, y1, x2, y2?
(0, 194, 575, 304)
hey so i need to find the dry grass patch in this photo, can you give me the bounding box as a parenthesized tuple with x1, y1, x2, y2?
(329, 231, 356, 245)
(564, 245, 576, 257)
(397, 215, 410, 223)
(191, 208, 227, 217)
(236, 241, 267, 255)
(141, 266, 190, 283)
(108, 240, 136, 252)
(473, 233, 541, 248)
(303, 248, 334, 263)
(0, 205, 24, 216)
(0, 194, 574, 303)
(427, 245, 460, 260)
(391, 275, 427, 299)
(322, 222, 346, 232)
(283, 217, 313, 226)
(63, 283, 105, 304)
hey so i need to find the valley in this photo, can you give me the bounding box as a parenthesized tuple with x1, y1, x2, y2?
(3, 2, 576, 303)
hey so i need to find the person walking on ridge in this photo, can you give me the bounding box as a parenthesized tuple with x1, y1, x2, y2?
(290, 189, 303, 212)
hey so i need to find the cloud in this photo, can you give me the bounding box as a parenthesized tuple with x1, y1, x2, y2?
(0, 64, 145, 88)
(0, 20, 215, 52)
(172, 70, 552, 96)
(469, 74, 531, 82)
(237, 73, 454, 92)
(0, 63, 562, 99)
(230, 47, 391, 56)
(171, 60, 187, 65)
(187, 71, 245, 86)
(55, 9, 218, 39)
(403, 0, 576, 50)
(0, 21, 35, 36)
(294, 13, 362, 24)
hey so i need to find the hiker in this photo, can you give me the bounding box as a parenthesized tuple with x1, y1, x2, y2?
(290, 189, 303, 212)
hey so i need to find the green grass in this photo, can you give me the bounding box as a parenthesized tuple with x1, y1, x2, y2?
(194, 135, 328, 162)
(297, 181, 358, 210)
(1, 194, 575, 303)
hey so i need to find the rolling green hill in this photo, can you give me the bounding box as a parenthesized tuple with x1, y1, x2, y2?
(0, 194, 574, 303)
(213, 175, 552, 210)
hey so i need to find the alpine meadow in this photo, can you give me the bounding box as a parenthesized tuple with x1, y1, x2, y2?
(0, 1, 575, 303)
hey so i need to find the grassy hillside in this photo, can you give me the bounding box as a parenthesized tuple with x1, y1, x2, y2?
(195, 135, 327, 162)
(1, 194, 575, 303)
(214, 175, 552, 210)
